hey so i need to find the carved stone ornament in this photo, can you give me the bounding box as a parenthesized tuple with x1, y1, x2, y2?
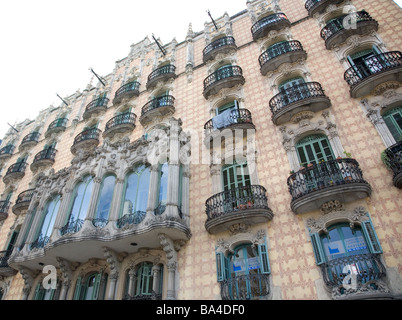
(216, 229, 266, 254)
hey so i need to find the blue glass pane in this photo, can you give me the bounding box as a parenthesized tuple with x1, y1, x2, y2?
(96, 176, 116, 220)
(158, 163, 168, 204)
(41, 196, 61, 238)
(137, 167, 150, 212)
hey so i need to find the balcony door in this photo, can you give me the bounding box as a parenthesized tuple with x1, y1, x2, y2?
(347, 46, 385, 79)
(383, 106, 402, 142)
(278, 77, 308, 105)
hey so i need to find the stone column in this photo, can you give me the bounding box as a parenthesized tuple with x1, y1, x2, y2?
(152, 265, 161, 296)
(107, 273, 118, 300)
(109, 178, 124, 222)
(146, 165, 160, 218)
(158, 234, 177, 300)
(127, 269, 137, 298)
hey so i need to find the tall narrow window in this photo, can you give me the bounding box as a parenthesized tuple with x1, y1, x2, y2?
(136, 262, 154, 296)
(34, 196, 61, 246)
(383, 106, 402, 141)
(74, 272, 107, 300)
(296, 134, 335, 167)
(222, 162, 251, 212)
(94, 175, 116, 223)
(156, 163, 169, 215)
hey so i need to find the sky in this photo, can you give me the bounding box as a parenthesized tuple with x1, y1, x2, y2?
(0, 0, 401, 141)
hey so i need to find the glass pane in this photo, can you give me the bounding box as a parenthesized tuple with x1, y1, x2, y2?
(41, 197, 61, 238)
(158, 163, 169, 204)
(123, 172, 139, 215)
(96, 176, 116, 220)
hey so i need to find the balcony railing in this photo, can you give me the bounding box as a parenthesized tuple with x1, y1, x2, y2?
(21, 132, 40, 145)
(105, 112, 136, 132)
(146, 65, 176, 89)
(344, 51, 402, 91)
(305, 0, 344, 16)
(204, 109, 253, 134)
(33, 148, 57, 163)
(203, 36, 237, 62)
(85, 97, 109, 112)
(141, 95, 175, 116)
(320, 253, 386, 292)
(6, 162, 27, 176)
(320, 11, 378, 46)
(0, 250, 12, 268)
(60, 218, 84, 236)
(30, 234, 50, 250)
(0, 201, 10, 215)
(203, 66, 245, 98)
(383, 141, 402, 188)
(113, 81, 140, 104)
(220, 274, 270, 300)
(0, 145, 15, 157)
(251, 13, 290, 41)
(73, 128, 101, 145)
(205, 185, 271, 221)
(13, 189, 35, 215)
(48, 118, 68, 131)
(116, 211, 147, 229)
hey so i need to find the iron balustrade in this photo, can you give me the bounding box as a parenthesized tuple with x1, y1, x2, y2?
(73, 128, 101, 145)
(320, 253, 386, 289)
(141, 95, 175, 116)
(203, 36, 236, 57)
(287, 158, 368, 200)
(269, 82, 327, 115)
(92, 218, 109, 228)
(205, 185, 270, 221)
(384, 141, 402, 178)
(204, 109, 253, 133)
(116, 211, 147, 228)
(21, 132, 40, 145)
(6, 162, 27, 175)
(344, 51, 402, 88)
(85, 97, 109, 113)
(0, 201, 10, 214)
(60, 218, 84, 236)
(220, 274, 270, 300)
(15, 189, 35, 205)
(147, 65, 176, 82)
(259, 40, 305, 68)
(30, 234, 50, 250)
(0, 145, 15, 156)
(114, 81, 140, 99)
(251, 13, 289, 38)
(203, 66, 244, 92)
(320, 11, 376, 41)
(105, 112, 136, 131)
(0, 250, 12, 268)
(33, 148, 57, 163)
(305, 0, 322, 11)
(47, 118, 68, 131)
(123, 291, 162, 300)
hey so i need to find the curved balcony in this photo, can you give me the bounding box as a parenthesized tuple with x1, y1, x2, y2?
(82, 97, 109, 120)
(344, 51, 402, 98)
(203, 36, 237, 63)
(19, 132, 40, 152)
(220, 274, 270, 300)
(3, 162, 27, 185)
(0, 145, 15, 161)
(146, 65, 176, 90)
(45, 118, 68, 138)
(305, 0, 344, 17)
(0, 201, 10, 222)
(30, 148, 56, 172)
(12, 189, 35, 216)
(71, 128, 101, 155)
(259, 40, 307, 75)
(113, 81, 140, 105)
(103, 112, 136, 139)
(251, 13, 291, 41)
(288, 158, 371, 214)
(0, 250, 17, 277)
(269, 82, 331, 125)
(204, 109, 255, 147)
(383, 141, 402, 189)
(205, 185, 274, 234)
(203, 66, 245, 99)
(139, 95, 175, 126)
(320, 253, 388, 299)
(320, 11, 378, 50)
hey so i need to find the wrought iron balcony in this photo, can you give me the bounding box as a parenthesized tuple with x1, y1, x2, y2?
(204, 109, 254, 135)
(83, 97, 109, 120)
(139, 95, 175, 126)
(344, 51, 402, 98)
(269, 82, 331, 125)
(251, 13, 291, 41)
(103, 112, 136, 138)
(220, 274, 270, 300)
(0, 145, 15, 160)
(383, 141, 402, 189)
(30, 234, 50, 250)
(320, 253, 387, 299)
(146, 65, 176, 90)
(113, 81, 140, 105)
(3, 162, 27, 185)
(12, 189, 35, 215)
(60, 218, 84, 236)
(46, 118, 68, 138)
(31, 148, 56, 172)
(259, 40, 307, 75)
(320, 11, 378, 50)
(288, 158, 371, 214)
(203, 65, 245, 99)
(305, 0, 344, 17)
(19, 132, 40, 151)
(0, 201, 10, 222)
(71, 128, 101, 155)
(203, 36, 237, 63)
(0, 250, 17, 276)
(205, 185, 273, 234)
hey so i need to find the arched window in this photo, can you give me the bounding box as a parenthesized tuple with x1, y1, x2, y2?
(119, 165, 150, 225)
(216, 241, 270, 300)
(136, 262, 154, 296)
(62, 175, 94, 234)
(94, 175, 116, 224)
(383, 106, 402, 142)
(296, 134, 335, 167)
(73, 272, 108, 300)
(33, 195, 61, 247)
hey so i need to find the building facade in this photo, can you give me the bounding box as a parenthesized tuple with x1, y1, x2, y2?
(0, 0, 401, 300)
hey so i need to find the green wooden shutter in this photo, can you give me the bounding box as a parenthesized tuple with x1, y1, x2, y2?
(310, 232, 326, 265)
(216, 252, 226, 282)
(33, 283, 42, 300)
(92, 273, 102, 300)
(258, 240, 271, 274)
(362, 220, 383, 254)
(73, 276, 82, 300)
